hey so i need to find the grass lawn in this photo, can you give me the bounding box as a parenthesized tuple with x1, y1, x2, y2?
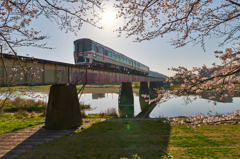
(0, 119, 45, 135)
(15, 120, 240, 159)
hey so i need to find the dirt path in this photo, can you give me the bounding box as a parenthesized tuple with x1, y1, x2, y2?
(0, 119, 105, 159)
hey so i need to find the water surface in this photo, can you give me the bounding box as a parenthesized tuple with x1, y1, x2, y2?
(2, 91, 240, 118)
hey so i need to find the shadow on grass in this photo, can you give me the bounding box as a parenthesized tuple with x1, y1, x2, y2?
(5, 119, 171, 159)
(1, 126, 77, 159)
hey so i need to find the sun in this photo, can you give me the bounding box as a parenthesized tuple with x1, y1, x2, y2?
(102, 9, 116, 26)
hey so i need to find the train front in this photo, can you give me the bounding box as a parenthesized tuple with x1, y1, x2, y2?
(73, 39, 93, 64)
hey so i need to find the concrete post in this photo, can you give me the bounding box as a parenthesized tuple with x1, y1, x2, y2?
(118, 82, 134, 118)
(45, 85, 82, 129)
(139, 82, 149, 97)
(149, 82, 157, 93)
(156, 81, 163, 89)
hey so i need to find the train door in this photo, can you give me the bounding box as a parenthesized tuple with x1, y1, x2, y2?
(77, 41, 83, 58)
(104, 50, 108, 62)
(76, 41, 85, 63)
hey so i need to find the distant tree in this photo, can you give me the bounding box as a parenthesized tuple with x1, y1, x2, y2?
(0, 0, 103, 109)
(114, 0, 240, 103)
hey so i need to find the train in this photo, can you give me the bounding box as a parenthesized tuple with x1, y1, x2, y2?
(73, 38, 149, 76)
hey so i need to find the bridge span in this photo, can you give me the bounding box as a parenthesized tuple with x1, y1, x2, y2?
(0, 54, 168, 129)
(0, 54, 164, 86)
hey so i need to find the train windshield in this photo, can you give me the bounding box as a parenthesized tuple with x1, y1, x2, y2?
(74, 39, 92, 53)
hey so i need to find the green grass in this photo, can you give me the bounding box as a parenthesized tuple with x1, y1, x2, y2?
(0, 119, 44, 135)
(169, 124, 240, 158)
(0, 112, 46, 119)
(16, 120, 170, 159)
(14, 120, 240, 159)
(85, 113, 119, 118)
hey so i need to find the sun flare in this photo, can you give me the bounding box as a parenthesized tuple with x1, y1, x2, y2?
(102, 9, 116, 26)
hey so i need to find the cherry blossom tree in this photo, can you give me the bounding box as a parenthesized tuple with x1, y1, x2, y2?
(114, 0, 239, 49)
(0, 0, 103, 109)
(114, 0, 240, 104)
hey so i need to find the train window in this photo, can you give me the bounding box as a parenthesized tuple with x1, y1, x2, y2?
(120, 56, 123, 62)
(126, 59, 129, 64)
(78, 42, 83, 52)
(75, 39, 92, 52)
(124, 58, 127, 63)
(83, 39, 92, 51)
(113, 53, 116, 59)
(99, 47, 103, 55)
(74, 39, 92, 52)
(73, 41, 78, 53)
(129, 60, 132, 65)
(117, 55, 120, 61)
(108, 51, 112, 58)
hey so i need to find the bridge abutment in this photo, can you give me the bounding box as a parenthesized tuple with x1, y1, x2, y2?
(118, 82, 134, 118)
(45, 85, 82, 129)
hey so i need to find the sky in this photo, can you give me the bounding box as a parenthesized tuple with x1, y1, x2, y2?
(15, 1, 228, 77)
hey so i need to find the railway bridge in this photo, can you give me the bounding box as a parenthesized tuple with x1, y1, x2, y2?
(0, 54, 168, 129)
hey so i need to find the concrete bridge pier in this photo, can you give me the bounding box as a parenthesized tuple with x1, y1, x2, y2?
(118, 82, 134, 118)
(149, 82, 157, 93)
(45, 85, 82, 129)
(155, 81, 163, 89)
(139, 82, 149, 97)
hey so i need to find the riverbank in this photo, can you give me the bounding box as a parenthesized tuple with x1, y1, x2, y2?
(12, 119, 240, 159)
(81, 87, 138, 93)
(0, 84, 139, 94)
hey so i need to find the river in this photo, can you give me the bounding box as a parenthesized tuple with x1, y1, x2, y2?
(2, 91, 240, 118)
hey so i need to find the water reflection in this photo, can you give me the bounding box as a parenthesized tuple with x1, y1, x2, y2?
(83, 92, 240, 118)
(92, 93, 105, 99)
(201, 92, 233, 103)
(135, 97, 157, 118)
(118, 105, 134, 118)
